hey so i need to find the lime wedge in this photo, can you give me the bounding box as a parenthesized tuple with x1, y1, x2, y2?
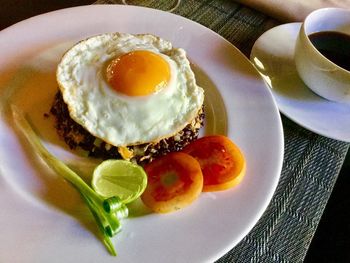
(92, 160, 147, 204)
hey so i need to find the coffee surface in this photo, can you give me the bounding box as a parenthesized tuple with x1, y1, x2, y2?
(308, 31, 350, 71)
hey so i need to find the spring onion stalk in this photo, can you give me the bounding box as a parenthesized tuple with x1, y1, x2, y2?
(11, 105, 127, 256)
(79, 192, 117, 256)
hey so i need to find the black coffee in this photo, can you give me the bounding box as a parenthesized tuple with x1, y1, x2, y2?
(308, 31, 350, 71)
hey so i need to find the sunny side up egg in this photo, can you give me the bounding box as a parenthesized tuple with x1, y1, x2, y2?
(56, 33, 204, 147)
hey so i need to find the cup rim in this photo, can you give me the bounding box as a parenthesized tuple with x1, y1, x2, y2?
(302, 7, 350, 74)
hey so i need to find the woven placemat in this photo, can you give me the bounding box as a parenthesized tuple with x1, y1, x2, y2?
(95, 1, 350, 262)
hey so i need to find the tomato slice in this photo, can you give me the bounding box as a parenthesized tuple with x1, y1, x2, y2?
(182, 135, 246, 192)
(141, 152, 203, 213)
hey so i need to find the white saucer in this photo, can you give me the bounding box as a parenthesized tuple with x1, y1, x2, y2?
(250, 23, 350, 142)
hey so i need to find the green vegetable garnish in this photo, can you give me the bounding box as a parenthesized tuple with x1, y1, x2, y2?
(11, 105, 127, 256)
(92, 159, 148, 204)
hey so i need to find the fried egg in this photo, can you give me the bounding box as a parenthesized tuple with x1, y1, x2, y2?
(56, 33, 204, 147)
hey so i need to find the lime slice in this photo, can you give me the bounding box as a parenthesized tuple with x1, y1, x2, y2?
(92, 160, 147, 204)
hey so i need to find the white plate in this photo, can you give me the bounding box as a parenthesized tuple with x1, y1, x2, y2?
(251, 23, 350, 142)
(0, 5, 283, 263)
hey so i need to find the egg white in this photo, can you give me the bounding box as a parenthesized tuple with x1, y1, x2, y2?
(56, 33, 204, 146)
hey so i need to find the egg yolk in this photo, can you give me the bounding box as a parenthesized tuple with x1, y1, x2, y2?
(106, 50, 171, 96)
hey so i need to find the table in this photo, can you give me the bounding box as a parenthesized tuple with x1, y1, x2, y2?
(92, 1, 349, 262)
(1, 0, 349, 262)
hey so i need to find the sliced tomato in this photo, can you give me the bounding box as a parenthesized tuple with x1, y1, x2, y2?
(182, 135, 246, 192)
(141, 152, 203, 213)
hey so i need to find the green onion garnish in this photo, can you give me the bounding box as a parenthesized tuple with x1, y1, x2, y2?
(11, 105, 126, 256)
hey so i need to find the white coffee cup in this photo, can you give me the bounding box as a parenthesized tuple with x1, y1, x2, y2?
(294, 8, 350, 103)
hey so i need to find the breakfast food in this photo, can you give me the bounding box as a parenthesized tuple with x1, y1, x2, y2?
(141, 152, 203, 213)
(182, 135, 246, 192)
(141, 135, 246, 213)
(51, 33, 205, 163)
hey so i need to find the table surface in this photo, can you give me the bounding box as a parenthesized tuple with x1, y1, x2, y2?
(1, 1, 349, 262)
